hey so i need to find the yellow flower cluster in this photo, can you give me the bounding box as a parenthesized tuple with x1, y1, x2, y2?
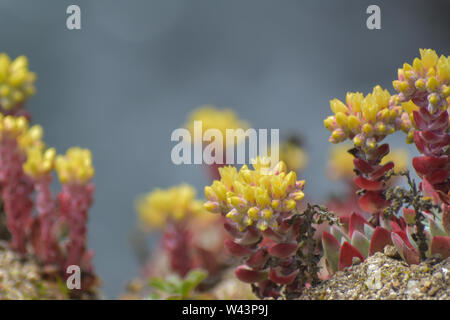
(185, 105, 249, 147)
(0, 114, 43, 149)
(0, 54, 36, 111)
(327, 143, 409, 181)
(0, 114, 28, 139)
(55, 147, 95, 184)
(136, 184, 206, 229)
(23, 147, 56, 179)
(324, 85, 403, 151)
(393, 49, 449, 113)
(204, 157, 305, 231)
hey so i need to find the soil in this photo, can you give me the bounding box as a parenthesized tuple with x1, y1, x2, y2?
(299, 248, 449, 300)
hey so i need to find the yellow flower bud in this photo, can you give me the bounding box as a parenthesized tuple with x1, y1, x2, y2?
(330, 99, 349, 114)
(362, 123, 373, 135)
(347, 115, 361, 132)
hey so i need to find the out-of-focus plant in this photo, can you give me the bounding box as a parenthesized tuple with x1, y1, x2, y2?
(278, 136, 308, 174)
(204, 157, 338, 299)
(0, 53, 97, 296)
(148, 269, 210, 300)
(0, 54, 36, 117)
(136, 184, 224, 279)
(184, 105, 250, 180)
(0, 115, 37, 253)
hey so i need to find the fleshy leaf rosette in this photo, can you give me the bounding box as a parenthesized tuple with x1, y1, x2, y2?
(322, 212, 413, 273)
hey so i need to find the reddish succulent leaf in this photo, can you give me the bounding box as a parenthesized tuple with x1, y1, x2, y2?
(430, 236, 450, 259)
(322, 231, 340, 273)
(246, 248, 269, 269)
(421, 178, 442, 205)
(351, 230, 369, 258)
(358, 191, 389, 213)
(390, 220, 403, 233)
(426, 169, 449, 185)
(194, 246, 218, 275)
(428, 215, 447, 237)
(354, 176, 383, 191)
(349, 212, 368, 237)
(391, 233, 420, 265)
(331, 225, 350, 243)
(262, 227, 284, 242)
(338, 242, 364, 271)
(235, 265, 268, 283)
(428, 110, 449, 131)
(225, 239, 253, 257)
(373, 143, 390, 160)
(369, 162, 394, 180)
(442, 206, 450, 235)
(412, 156, 449, 175)
(394, 230, 414, 249)
(268, 242, 298, 259)
(238, 226, 262, 245)
(417, 107, 433, 122)
(369, 227, 393, 255)
(402, 208, 416, 224)
(353, 158, 373, 174)
(223, 222, 243, 238)
(421, 130, 445, 144)
(413, 131, 426, 154)
(413, 110, 427, 131)
(269, 268, 299, 285)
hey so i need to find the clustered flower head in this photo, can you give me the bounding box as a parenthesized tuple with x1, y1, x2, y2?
(137, 184, 206, 230)
(393, 49, 449, 114)
(0, 53, 36, 112)
(55, 147, 95, 184)
(324, 85, 403, 152)
(398, 100, 420, 143)
(185, 105, 249, 147)
(204, 157, 305, 232)
(23, 147, 56, 179)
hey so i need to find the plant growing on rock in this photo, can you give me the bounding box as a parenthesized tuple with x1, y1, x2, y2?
(385, 49, 450, 262)
(383, 170, 450, 263)
(0, 53, 98, 295)
(204, 157, 338, 298)
(324, 85, 407, 225)
(322, 49, 449, 268)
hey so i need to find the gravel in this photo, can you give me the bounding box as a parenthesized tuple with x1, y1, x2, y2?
(299, 248, 449, 300)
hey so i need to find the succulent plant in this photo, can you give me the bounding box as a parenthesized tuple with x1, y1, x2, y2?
(0, 54, 98, 294)
(322, 212, 401, 273)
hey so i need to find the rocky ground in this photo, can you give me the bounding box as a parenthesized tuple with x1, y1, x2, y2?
(0, 242, 68, 299)
(299, 247, 449, 300)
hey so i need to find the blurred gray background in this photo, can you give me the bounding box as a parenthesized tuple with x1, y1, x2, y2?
(0, 0, 448, 298)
